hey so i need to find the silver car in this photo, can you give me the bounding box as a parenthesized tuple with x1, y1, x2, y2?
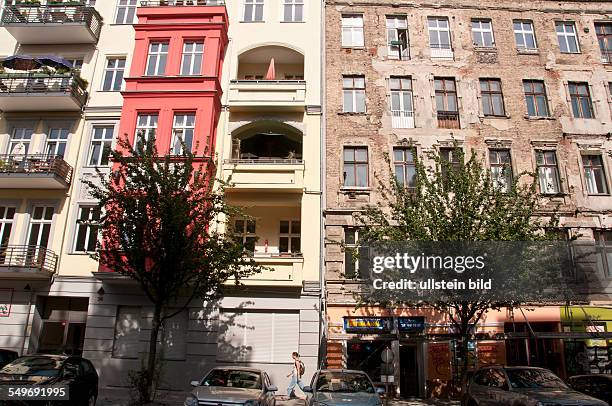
(463, 366, 609, 406)
(184, 367, 278, 406)
(303, 369, 385, 406)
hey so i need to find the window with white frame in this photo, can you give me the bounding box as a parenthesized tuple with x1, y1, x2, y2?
(471, 19, 494, 47)
(489, 149, 513, 192)
(27, 206, 54, 249)
(135, 114, 158, 148)
(0, 206, 16, 247)
(102, 58, 125, 91)
(45, 128, 69, 158)
(344, 226, 360, 277)
(389, 76, 414, 128)
(8, 127, 33, 155)
(74, 206, 101, 253)
(180, 41, 204, 76)
(596, 231, 612, 277)
(171, 113, 195, 155)
(146, 42, 169, 76)
(114, 0, 137, 24)
(279, 220, 300, 254)
(243, 0, 264, 22)
(341, 14, 364, 47)
(513, 20, 537, 50)
(112, 306, 142, 358)
(386, 15, 409, 59)
(582, 154, 609, 195)
(342, 75, 365, 113)
(428, 17, 451, 50)
(283, 0, 303, 22)
(88, 126, 114, 166)
(234, 218, 256, 253)
(535, 150, 561, 194)
(65, 58, 83, 71)
(556, 21, 580, 53)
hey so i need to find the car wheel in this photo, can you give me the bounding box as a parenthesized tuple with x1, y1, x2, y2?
(87, 394, 96, 406)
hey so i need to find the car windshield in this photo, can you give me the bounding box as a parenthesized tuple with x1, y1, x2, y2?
(201, 369, 262, 389)
(0, 356, 63, 377)
(315, 372, 375, 393)
(506, 369, 568, 389)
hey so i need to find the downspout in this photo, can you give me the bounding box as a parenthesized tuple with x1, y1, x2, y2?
(318, 0, 327, 369)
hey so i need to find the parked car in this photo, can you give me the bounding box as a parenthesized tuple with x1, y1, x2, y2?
(463, 366, 608, 406)
(0, 354, 98, 406)
(303, 369, 385, 406)
(0, 349, 17, 369)
(568, 374, 612, 404)
(184, 367, 277, 406)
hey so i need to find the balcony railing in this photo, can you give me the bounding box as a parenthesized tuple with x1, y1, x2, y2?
(437, 111, 460, 129)
(230, 79, 305, 85)
(1, 4, 102, 43)
(391, 110, 415, 129)
(139, 0, 224, 5)
(602, 50, 612, 64)
(225, 158, 303, 165)
(0, 73, 88, 108)
(0, 245, 58, 275)
(0, 154, 73, 185)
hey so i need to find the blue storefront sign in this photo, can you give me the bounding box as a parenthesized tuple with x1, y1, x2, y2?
(398, 316, 425, 333)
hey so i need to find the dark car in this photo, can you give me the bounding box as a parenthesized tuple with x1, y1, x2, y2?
(303, 369, 385, 406)
(568, 374, 612, 405)
(463, 366, 608, 406)
(0, 350, 18, 369)
(0, 355, 98, 405)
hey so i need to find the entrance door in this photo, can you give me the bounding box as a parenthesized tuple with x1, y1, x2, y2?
(37, 297, 88, 355)
(400, 345, 419, 398)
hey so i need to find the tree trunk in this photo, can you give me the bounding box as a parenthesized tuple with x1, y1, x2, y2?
(145, 303, 162, 403)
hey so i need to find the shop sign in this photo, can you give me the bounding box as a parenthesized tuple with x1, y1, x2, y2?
(398, 316, 425, 333)
(344, 317, 392, 333)
(0, 289, 13, 317)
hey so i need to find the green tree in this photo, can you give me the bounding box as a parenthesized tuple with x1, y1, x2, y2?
(354, 146, 559, 387)
(85, 135, 261, 403)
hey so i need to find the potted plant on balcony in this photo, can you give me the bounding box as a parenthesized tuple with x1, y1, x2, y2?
(14, 0, 41, 5)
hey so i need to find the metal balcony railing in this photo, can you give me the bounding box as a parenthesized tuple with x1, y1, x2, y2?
(391, 110, 415, 129)
(1, 4, 102, 40)
(139, 0, 224, 5)
(437, 110, 460, 129)
(225, 158, 303, 164)
(0, 245, 58, 274)
(230, 79, 305, 85)
(0, 73, 87, 106)
(601, 50, 612, 64)
(0, 154, 73, 184)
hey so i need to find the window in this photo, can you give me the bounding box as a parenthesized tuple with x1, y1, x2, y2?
(535, 150, 561, 194)
(393, 147, 416, 190)
(135, 114, 158, 147)
(343, 146, 368, 187)
(390, 76, 414, 128)
(45, 128, 69, 158)
(27, 206, 54, 249)
(472, 19, 494, 47)
(435, 77, 460, 128)
(344, 226, 360, 277)
(283, 0, 303, 22)
(145, 42, 169, 76)
(180, 41, 204, 76)
(489, 149, 512, 192)
(513, 20, 537, 50)
(343, 75, 366, 113)
(234, 219, 256, 253)
(102, 58, 125, 91)
(342, 15, 364, 47)
(171, 113, 195, 155)
(556, 21, 580, 53)
(440, 148, 462, 181)
(428, 17, 451, 50)
(582, 155, 608, 195)
(112, 306, 142, 358)
(279, 220, 300, 254)
(386, 16, 409, 59)
(88, 126, 114, 166)
(568, 82, 594, 119)
(523, 80, 550, 117)
(595, 23, 612, 63)
(114, 0, 137, 24)
(0, 206, 16, 247)
(66, 58, 83, 71)
(8, 128, 33, 155)
(243, 0, 264, 22)
(596, 231, 612, 277)
(74, 206, 101, 253)
(480, 79, 505, 117)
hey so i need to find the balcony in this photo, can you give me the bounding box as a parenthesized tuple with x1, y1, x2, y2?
(139, 0, 225, 5)
(223, 159, 304, 191)
(0, 154, 73, 189)
(246, 254, 304, 286)
(430, 46, 454, 60)
(228, 80, 306, 110)
(0, 73, 88, 111)
(1, 4, 103, 44)
(391, 110, 415, 129)
(437, 111, 460, 129)
(0, 245, 58, 279)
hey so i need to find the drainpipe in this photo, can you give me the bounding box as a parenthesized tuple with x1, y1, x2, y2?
(318, 0, 327, 369)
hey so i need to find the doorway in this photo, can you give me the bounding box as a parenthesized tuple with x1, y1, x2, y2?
(36, 296, 88, 355)
(400, 345, 420, 398)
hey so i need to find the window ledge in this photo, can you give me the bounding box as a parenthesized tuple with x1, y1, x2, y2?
(481, 114, 511, 119)
(559, 52, 582, 55)
(280, 21, 305, 23)
(524, 115, 555, 121)
(474, 46, 498, 52)
(338, 111, 367, 116)
(341, 187, 371, 193)
(540, 193, 569, 198)
(587, 193, 611, 197)
(341, 46, 366, 50)
(240, 20, 265, 23)
(516, 49, 539, 55)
